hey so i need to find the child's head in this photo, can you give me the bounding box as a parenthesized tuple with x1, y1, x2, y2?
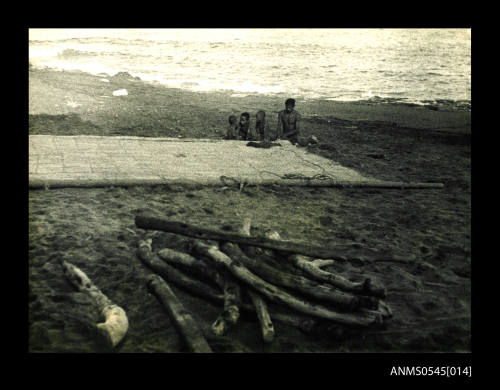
(228, 115, 237, 125)
(240, 112, 250, 125)
(285, 98, 295, 112)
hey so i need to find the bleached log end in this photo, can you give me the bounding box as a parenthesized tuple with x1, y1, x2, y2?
(211, 317, 229, 336)
(97, 304, 129, 348)
(61, 260, 128, 348)
(311, 259, 336, 268)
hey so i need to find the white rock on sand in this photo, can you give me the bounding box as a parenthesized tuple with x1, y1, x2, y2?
(99, 78, 110, 83)
(66, 100, 80, 108)
(112, 89, 128, 96)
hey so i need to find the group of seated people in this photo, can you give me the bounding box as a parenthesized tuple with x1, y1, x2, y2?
(225, 98, 305, 145)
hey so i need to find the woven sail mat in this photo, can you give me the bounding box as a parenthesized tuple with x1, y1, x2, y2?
(29, 135, 441, 189)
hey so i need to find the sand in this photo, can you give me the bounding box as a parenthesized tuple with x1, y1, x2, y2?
(28, 67, 471, 353)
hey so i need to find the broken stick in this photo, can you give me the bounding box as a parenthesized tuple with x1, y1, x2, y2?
(192, 240, 380, 328)
(287, 254, 385, 298)
(61, 260, 128, 348)
(147, 274, 212, 353)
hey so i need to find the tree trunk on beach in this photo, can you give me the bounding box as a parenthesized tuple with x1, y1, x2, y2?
(247, 290, 275, 343)
(210, 268, 241, 336)
(146, 274, 212, 353)
(135, 214, 368, 260)
(238, 218, 275, 343)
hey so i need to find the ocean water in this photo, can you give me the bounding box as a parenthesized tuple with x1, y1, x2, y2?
(29, 28, 471, 107)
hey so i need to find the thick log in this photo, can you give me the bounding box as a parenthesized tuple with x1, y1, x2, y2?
(287, 254, 386, 298)
(211, 269, 241, 336)
(192, 240, 380, 328)
(61, 260, 128, 348)
(137, 239, 224, 304)
(147, 274, 212, 353)
(135, 214, 377, 260)
(248, 290, 275, 343)
(157, 247, 224, 288)
(267, 310, 316, 334)
(221, 242, 372, 310)
(221, 274, 241, 324)
(238, 218, 275, 343)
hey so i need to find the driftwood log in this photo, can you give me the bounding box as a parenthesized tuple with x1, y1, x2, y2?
(238, 218, 275, 343)
(211, 268, 241, 336)
(248, 290, 275, 343)
(147, 274, 212, 353)
(61, 260, 128, 348)
(137, 239, 224, 304)
(191, 240, 380, 328)
(135, 214, 394, 261)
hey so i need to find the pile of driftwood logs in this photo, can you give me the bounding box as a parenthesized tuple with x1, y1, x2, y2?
(134, 214, 393, 353)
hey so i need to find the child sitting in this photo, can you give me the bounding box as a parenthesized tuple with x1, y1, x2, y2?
(238, 112, 251, 140)
(255, 110, 268, 141)
(225, 115, 238, 139)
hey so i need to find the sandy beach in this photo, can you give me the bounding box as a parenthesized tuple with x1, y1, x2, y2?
(28, 67, 471, 353)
